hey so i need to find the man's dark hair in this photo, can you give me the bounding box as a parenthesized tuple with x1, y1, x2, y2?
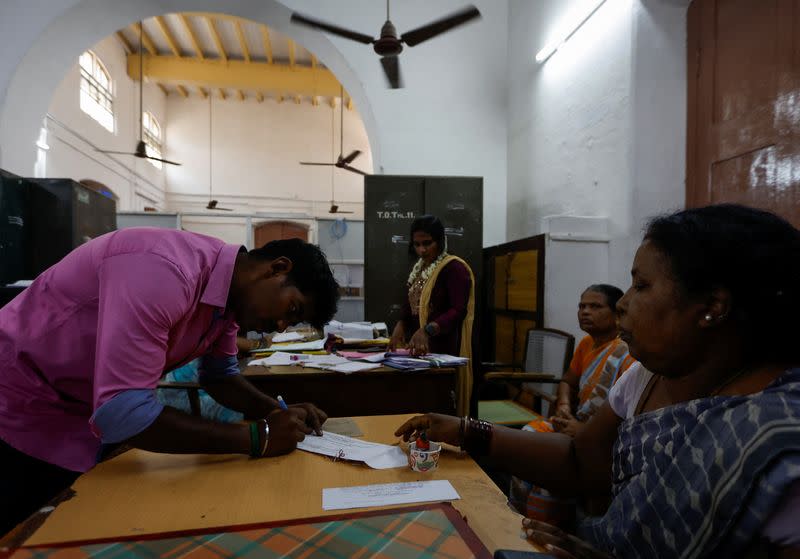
(644, 204, 800, 364)
(584, 284, 625, 311)
(249, 238, 339, 328)
(408, 214, 446, 258)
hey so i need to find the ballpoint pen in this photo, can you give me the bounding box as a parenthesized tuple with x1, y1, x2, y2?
(277, 395, 289, 410)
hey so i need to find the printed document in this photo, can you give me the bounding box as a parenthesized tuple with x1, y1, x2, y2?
(322, 480, 460, 510)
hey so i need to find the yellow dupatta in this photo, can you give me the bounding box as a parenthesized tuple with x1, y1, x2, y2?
(418, 254, 476, 416)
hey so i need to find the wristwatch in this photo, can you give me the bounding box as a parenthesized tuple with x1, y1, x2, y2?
(424, 323, 437, 336)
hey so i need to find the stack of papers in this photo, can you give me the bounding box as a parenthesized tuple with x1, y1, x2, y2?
(383, 351, 469, 370)
(297, 431, 407, 469)
(250, 338, 326, 353)
(249, 352, 381, 374)
(324, 320, 375, 340)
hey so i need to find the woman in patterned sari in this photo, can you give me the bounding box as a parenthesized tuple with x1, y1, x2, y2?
(396, 205, 800, 558)
(510, 285, 636, 525)
(388, 215, 475, 415)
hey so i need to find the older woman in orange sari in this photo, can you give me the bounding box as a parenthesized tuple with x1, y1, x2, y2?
(511, 284, 635, 525)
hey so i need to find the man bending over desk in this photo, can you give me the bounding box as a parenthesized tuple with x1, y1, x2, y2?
(0, 229, 339, 535)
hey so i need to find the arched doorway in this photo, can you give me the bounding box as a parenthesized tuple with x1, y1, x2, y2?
(0, 0, 380, 177)
(253, 220, 309, 247)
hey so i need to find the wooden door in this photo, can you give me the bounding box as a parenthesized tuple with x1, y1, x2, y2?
(482, 236, 545, 368)
(253, 221, 308, 248)
(687, 0, 800, 224)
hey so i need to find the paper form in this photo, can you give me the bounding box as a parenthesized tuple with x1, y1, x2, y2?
(322, 480, 460, 510)
(271, 331, 304, 343)
(297, 431, 408, 469)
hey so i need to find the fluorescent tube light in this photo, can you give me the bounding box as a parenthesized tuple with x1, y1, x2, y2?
(535, 0, 608, 64)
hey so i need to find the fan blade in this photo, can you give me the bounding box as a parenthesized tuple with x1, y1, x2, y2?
(211, 207, 234, 211)
(334, 210, 355, 214)
(300, 161, 336, 166)
(341, 150, 361, 164)
(380, 56, 403, 89)
(96, 149, 137, 156)
(342, 163, 369, 176)
(146, 155, 182, 166)
(401, 5, 481, 47)
(291, 13, 374, 44)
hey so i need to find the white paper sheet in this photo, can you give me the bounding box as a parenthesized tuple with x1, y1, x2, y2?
(297, 431, 407, 469)
(271, 331, 304, 343)
(249, 352, 304, 367)
(326, 362, 382, 373)
(322, 480, 460, 511)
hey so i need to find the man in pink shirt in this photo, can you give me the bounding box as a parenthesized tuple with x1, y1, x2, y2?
(0, 228, 340, 534)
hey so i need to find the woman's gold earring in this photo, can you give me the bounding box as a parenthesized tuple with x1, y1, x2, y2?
(704, 314, 713, 321)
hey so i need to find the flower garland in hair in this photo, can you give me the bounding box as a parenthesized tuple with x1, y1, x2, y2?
(407, 250, 449, 286)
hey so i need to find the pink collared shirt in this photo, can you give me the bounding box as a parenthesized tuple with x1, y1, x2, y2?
(0, 228, 242, 472)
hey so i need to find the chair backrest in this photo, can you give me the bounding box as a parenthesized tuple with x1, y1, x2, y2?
(522, 328, 575, 378)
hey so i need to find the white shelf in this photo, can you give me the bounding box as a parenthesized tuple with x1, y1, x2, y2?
(328, 259, 365, 265)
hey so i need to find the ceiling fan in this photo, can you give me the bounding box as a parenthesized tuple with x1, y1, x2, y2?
(205, 96, 232, 211)
(291, 1, 481, 89)
(96, 22, 181, 166)
(300, 86, 368, 177)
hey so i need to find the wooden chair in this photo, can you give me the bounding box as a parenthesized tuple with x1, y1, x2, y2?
(478, 328, 575, 427)
(156, 381, 202, 417)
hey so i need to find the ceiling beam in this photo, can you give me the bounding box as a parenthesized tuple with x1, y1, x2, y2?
(236, 90, 245, 101)
(288, 39, 296, 68)
(206, 16, 227, 62)
(234, 21, 251, 63)
(176, 85, 189, 98)
(128, 54, 342, 98)
(155, 16, 181, 57)
(157, 84, 169, 96)
(198, 86, 208, 99)
(115, 31, 133, 54)
(218, 89, 227, 100)
(347, 96, 353, 110)
(328, 97, 336, 108)
(260, 26, 273, 64)
(131, 22, 157, 56)
(294, 95, 301, 105)
(178, 15, 204, 60)
(256, 92, 264, 103)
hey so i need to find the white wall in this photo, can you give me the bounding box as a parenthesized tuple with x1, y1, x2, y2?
(44, 35, 167, 210)
(507, 0, 687, 334)
(165, 96, 372, 217)
(0, 0, 509, 246)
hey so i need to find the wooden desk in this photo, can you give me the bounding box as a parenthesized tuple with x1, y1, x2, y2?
(23, 415, 535, 554)
(243, 365, 458, 417)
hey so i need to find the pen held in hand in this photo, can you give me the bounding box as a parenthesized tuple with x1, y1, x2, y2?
(277, 395, 289, 410)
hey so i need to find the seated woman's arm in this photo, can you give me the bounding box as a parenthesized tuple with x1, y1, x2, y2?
(395, 402, 623, 498)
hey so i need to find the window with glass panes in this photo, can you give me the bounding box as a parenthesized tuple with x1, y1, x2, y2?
(142, 111, 163, 169)
(79, 51, 114, 132)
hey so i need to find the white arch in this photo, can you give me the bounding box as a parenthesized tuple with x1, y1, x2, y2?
(0, 0, 381, 176)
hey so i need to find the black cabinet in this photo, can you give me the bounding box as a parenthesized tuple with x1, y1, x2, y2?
(26, 179, 116, 276)
(0, 169, 29, 284)
(0, 173, 117, 287)
(364, 175, 482, 328)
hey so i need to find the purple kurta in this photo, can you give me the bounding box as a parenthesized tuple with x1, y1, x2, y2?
(401, 260, 472, 356)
